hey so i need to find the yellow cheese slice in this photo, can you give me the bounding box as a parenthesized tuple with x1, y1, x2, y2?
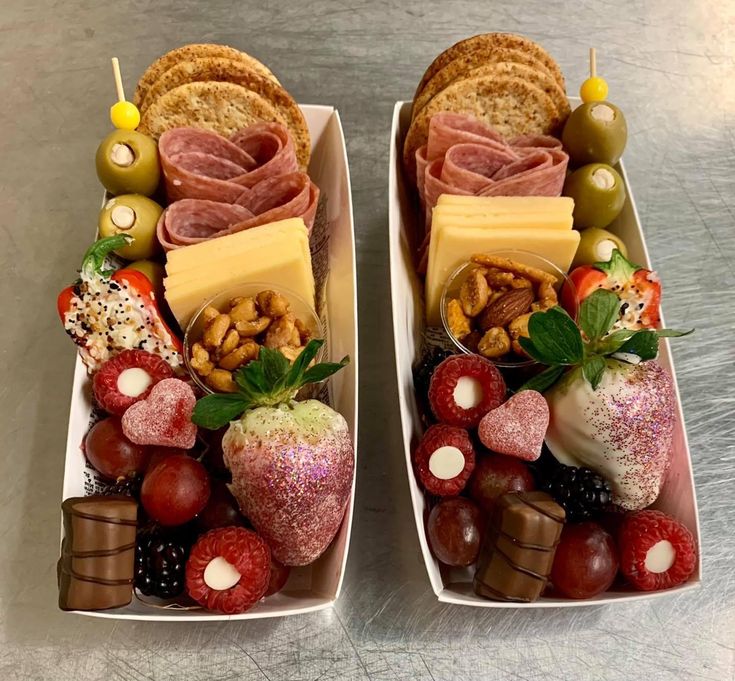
(425, 226, 581, 326)
(165, 218, 308, 275)
(435, 195, 575, 215)
(431, 210, 573, 231)
(163, 220, 314, 327)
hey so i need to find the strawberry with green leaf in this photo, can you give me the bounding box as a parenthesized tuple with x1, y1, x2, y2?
(519, 290, 691, 510)
(192, 339, 354, 566)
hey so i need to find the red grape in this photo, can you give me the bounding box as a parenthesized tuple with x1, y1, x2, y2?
(202, 427, 229, 477)
(468, 453, 535, 513)
(147, 446, 189, 472)
(141, 455, 210, 526)
(265, 557, 291, 596)
(427, 497, 484, 567)
(550, 522, 619, 599)
(83, 416, 149, 481)
(196, 479, 246, 531)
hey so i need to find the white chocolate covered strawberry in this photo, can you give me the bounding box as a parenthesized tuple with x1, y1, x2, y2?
(518, 288, 690, 511)
(192, 340, 354, 566)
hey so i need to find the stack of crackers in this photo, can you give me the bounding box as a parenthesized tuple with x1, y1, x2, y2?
(403, 33, 570, 174)
(135, 44, 311, 169)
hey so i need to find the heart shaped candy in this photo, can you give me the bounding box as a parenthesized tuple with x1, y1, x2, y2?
(478, 390, 549, 461)
(122, 378, 197, 448)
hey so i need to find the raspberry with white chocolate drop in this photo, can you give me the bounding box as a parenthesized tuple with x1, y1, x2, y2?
(413, 424, 475, 496)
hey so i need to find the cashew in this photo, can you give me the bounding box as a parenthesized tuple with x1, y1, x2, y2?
(478, 327, 511, 358)
(279, 345, 305, 363)
(508, 313, 531, 340)
(256, 290, 290, 318)
(202, 313, 231, 349)
(190, 342, 214, 377)
(206, 368, 238, 393)
(536, 281, 558, 310)
(219, 341, 259, 370)
(202, 305, 220, 324)
(235, 316, 271, 337)
(229, 297, 258, 323)
(294, 318, 312, 344)
(264, 313, 296, 348)
(219, 329, 240, 357)
(460, 269, 490, 317)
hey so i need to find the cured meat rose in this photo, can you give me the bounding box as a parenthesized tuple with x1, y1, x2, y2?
(415, 112, 569, 234)
(157, 123, 319, 249)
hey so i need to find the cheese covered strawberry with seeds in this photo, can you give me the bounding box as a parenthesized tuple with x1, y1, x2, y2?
(58, 235, 182, 373)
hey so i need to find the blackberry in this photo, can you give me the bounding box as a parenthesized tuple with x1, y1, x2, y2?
(543, 463, 612, 522)
(101, 477, 142, 498)
(135, 533, 189, 599)
(413, 348, 454, 421)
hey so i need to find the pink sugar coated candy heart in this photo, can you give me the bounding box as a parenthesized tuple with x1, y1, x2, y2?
(478, 390, 549, 462)
(122, 378, 197, 448)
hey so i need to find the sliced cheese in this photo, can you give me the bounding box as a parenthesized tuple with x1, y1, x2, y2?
(425, 225, 580, 326)
(165, 218, 308, 276)
(431, 210, 573, 232)
(163, 219, 314, 327)
(435, 195, 575, 215)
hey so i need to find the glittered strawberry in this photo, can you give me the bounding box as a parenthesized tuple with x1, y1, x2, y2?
(518, 289, 691, 511)
(192, 340, 353, 567)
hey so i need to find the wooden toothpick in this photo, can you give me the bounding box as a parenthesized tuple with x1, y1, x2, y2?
(589, 47, 597, 79)
(111, 57, 126, 102)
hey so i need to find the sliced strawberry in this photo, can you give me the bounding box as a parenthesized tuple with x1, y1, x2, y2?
(413, 424, 475, 496)
(93, 349, 173, 416)
(618, 510, 697, 591)
(185, 527, 271, 614)
(428, 354, 506, 428)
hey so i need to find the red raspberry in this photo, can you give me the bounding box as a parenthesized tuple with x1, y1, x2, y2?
(185, 527, 271, 614)
(618, 510, 697, 591)
(265, 557, 291, 596)
(413, 424, 475, 496)
(93, 350, 173, 416)
(428, 354, 506, 428)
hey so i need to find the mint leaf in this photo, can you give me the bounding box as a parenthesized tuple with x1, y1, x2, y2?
(518, 365, 565, 393)
(657, 328, 694, 338)
(616, 330, 660, 360)
(518, 336, 553, 364)
(582, 355, 607, 390)
(192, 394, 250, 430)
(302, 356, 350, 384)
(526, 306, 584, 365)
(579, 289, 620, 341)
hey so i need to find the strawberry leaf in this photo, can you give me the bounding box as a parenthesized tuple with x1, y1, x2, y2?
(592, 328, 638, 355)
(192, 394, 251, 430)
(579, 289, 621, 341)
(284, 338, 324, 388)
(616, 330, 660, 360)
(260, 346, 291, 388)
(518, 365, 565, 393)
(526, 306, 584, 365)
(302, 356, 350, 384)
(582, 355, 607, 390)
(657, 328, 694, 338)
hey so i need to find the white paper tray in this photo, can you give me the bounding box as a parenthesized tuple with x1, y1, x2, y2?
(60, 105, 358, 621)
(388, 100, 701, 607)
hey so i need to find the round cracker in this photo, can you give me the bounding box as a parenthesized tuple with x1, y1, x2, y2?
(139, 81, 291, 146)
(134, 44, 279, 108)
(413, 33, 565, 105)
(403, 74, 561, 180)
(413, 47, 559, 117)
(414, 61, 570, 129)
(140, 57, 310, 168)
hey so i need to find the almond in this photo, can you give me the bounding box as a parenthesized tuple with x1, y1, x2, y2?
(478, 288, 534, 331)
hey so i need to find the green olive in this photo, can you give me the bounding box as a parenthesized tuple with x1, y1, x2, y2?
(562, 101, 627, 166)
(564, 163, 626, 230)
(572, 227, 629, 268)
(95, 129, 160, 196)
(126, 259, 166, 301)
(98, 194, 163, 260)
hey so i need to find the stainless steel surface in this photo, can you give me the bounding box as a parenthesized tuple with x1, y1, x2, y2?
(1, 0, 733, 678)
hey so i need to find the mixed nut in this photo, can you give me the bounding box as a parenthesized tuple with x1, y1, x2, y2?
(445, 254, 559, 359)
(188, 290, 314, 392)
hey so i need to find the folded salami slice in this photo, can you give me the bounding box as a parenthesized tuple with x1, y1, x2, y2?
(157, 172, 319, 250)
(414, 112, 569, 270)
(159, 122, 300, 203)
